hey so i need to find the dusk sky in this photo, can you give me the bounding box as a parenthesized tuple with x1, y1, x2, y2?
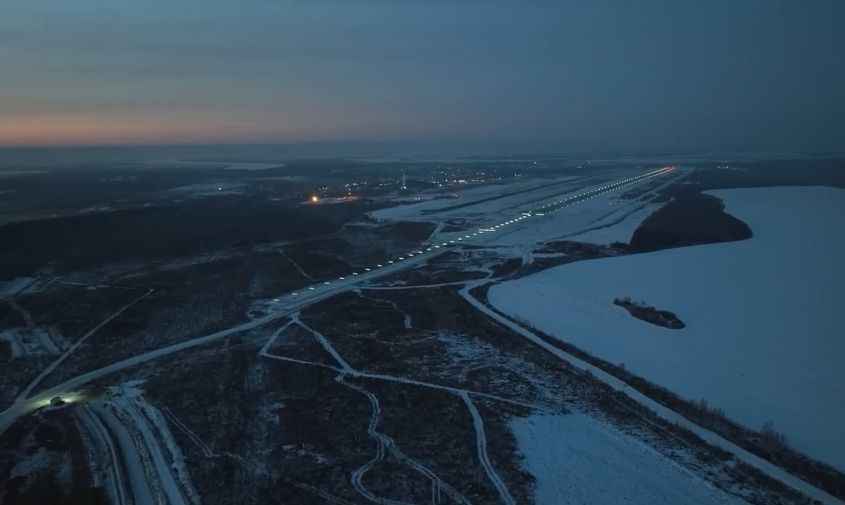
(2, 0, 843, 150)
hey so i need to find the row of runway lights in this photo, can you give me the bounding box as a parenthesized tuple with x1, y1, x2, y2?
(538, 166, 675, 213)
(276, 167, 676, 301)
(278, 217, 528, 299)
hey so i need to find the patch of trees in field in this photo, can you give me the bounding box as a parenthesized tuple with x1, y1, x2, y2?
(629, 187, 751, 252)
(613, 296, 685, 329)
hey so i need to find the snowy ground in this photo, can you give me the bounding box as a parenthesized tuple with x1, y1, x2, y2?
(371, 168, 679, 250)
(568, 201, 665, 245)
(490, 186, 845, 470)
(0, 277, 39, 297)
(369, 174, 583, 224)
(483, 195, 659, 248)
(511, 412, 747, 505)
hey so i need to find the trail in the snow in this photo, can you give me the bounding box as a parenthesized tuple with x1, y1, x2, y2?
(285, 320, 472, 505)
(561, 200, 652, 239)
(297, 320, 354, 373)
(355, 290, 412, 329)
(291, 480, 358, 505)
(260, 328, 555, 413)
(280, 250, 316, 281)
(160, 405, 217, 459)
(337, 374, 472, 505)
(259, 314, 298, 357)
(261, 352, 341, 372)
(56, 279, 137, 291)
(7, 299, 34, 328)
(6, 299, 64, 355)
(16, 288, 154, 402)
(460, 391, 516, 505)
(427, 221, 446, 242)
(370, 333, 440, 347)
(336, 373, 413, 505)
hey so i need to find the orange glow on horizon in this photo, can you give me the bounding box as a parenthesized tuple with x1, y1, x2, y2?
(0, 113, 350, 148)
(0, 114, 223, 147)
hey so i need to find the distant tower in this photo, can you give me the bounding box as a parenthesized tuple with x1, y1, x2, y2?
(400, 170, 407, 191)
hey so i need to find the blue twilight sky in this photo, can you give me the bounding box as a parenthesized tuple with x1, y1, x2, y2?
(1, 0, 843, 150)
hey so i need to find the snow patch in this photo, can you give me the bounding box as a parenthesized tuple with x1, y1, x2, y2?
(511, 412, 747, 505)
(0, 277, 38, 296)
(569, 201, 665, 245)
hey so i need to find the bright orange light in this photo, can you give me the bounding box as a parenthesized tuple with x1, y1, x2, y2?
(311, 195, 319, 203)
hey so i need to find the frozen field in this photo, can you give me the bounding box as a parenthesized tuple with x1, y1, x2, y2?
(511, 412, 746, 505)
(490, 186, 845, 469)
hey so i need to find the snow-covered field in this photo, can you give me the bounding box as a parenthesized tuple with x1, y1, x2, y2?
(490, 186, 845, 470)
(568, 201, 665, 245)
(369, 175, 582, 224)
(370, 169, 678, 250)
(484, 196, 659, 248)
(511, 412, 746, 505)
